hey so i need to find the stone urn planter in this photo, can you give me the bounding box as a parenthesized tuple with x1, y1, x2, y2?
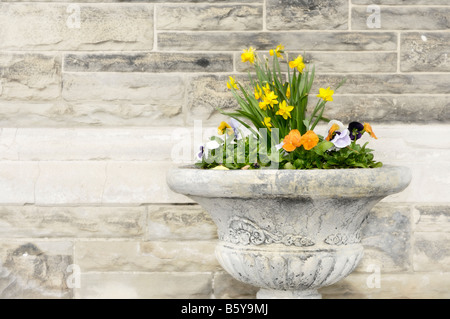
(166, 165, 411, 299)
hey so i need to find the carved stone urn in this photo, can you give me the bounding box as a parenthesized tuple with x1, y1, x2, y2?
(166, 165, 411, 299)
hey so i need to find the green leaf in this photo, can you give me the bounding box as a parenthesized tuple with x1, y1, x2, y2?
(313, 141, 334, 155)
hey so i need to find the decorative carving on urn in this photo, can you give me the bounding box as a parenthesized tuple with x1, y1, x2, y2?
(222, 216, 315, 247)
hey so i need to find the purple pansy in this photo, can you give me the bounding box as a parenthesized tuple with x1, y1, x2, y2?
(348, 122, 364, 140)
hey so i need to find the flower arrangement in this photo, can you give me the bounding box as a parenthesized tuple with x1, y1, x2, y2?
(196, 45, 382, 170)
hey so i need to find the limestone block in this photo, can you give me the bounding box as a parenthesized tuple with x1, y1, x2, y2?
(0, 4, 153, 50)
(352, 6, 450, 30)
(75, 241, 219, 272)
(158, 31, 397, 51)
(266, 0, 348, 30)
(0, 241, 72, 298)
(0, 206, 146, 238)
(0, 101, 185, 127)
(147, 205, 217, 240)
(321, 272, 450, 299)
(312, 74, 450, 94)
(0, 161, 39, 204)
(352, 0, 449, 5)
(78, 272, 212, 299)
(213, 272, 258, 299)
(357, 204, 412, 272)
(401, 32, 450, 72)
(156, 4, 262, 30)
(414, 232, 450, 272)
(0, 128, 179, 161)
(0, 53, 61, 100)
(414, 206, 450, 233)
(235, 51, 397, 73)
(64, 52, 233, 73)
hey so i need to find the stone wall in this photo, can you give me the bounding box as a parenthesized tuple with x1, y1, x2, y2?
(0, 0, 449, 299)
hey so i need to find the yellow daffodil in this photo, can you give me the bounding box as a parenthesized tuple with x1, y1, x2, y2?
(262, 83, 271, 95)
(259, 100, 268, 111)
(254, 85, 262, 100)
(218, 121, 233, 135)
(227, 76, 238, 90)
(300, 130, 319, 150)
(263, 91, 279, 108)
(276, 100, 294, 120)
(317, 87, 334, 102)
(269, 44, 284, 59)
(241, 47, 255, 64)
(262, 117, 272, 132)
(286, 85, 291, 99)
(363, 122, 378, 139)
(283, 129, 302, 152)
(288, 55, 305, 73)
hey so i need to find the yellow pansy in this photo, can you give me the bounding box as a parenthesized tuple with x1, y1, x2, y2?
(218, 121, 233, 135)
(288, 55, 305, 73)
(227, 76, 238, 90)
(241, 47, 256, 64)
(269, 44, 284, 59)
(262, 117, 272, 132)
(317, 87, 334, 102)
(276, 100, 294, 120)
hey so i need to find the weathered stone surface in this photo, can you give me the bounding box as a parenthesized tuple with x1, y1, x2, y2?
(64, 52, 233, 72)
(147, 205, 217, 240)
(157, 4, 262, 30)
(0, 101, 185, 127)
(414, 232, 450, 272)
(75, 241, 219, 272)
(62, 73, 186, 126)
(62, 73, 184, 102)
(321, 272, 450, 299)
(32, 161, 192, 205)
(213, 272, 258, 299)
(352, 7, 450, 30)
(414, 206, 450, 233)
(356, 204, 412, 272)
(352, 0, 450, 4)
(0, 206, 146, 238)
(0, 161, 39, 204)
(0, 128, 179, 161)
(324, 95, 450, 123)
(312, 74, 450, 94)
(266, 0, 348, 30)
(0, 4, 153, 50)
(236, 52, 397, 73)
(186, 75, 240, 126)
(401, 32, 450, 72)
(0, 241, 72, 298)
(78, 272, 212, 299)
(158, 31, 397, 51)
(0, 53, 61, 100)
(3, 0, 261, 2)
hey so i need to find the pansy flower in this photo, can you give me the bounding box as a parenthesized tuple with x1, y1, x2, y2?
(348, 122, 364, 140)
(300, 130, 319, 150)
(330, 129, 351, 149)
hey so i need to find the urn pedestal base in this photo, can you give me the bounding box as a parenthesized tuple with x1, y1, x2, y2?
(256, 288, 322, 299)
